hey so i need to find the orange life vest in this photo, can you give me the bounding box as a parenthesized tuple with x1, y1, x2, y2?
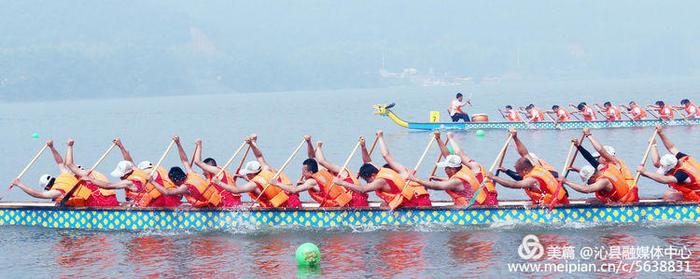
(375, 168, 429, 208)
(605, 106, 622, 121)
(125, 167, 178, 207)
(506, 110, 522, 122)
(582, 106, 596, 121)
(669, 156, 700, 201)
(529, 108, 545, 122)
(469, 161, 498, 201)
(307, 169, 354, 207)
(630, 105, 647, 120)
(614, 160, 636, 189)
(184, 173, 222, 207)
(446, 167, 481, 206)
(685, 102, 700, 118)
(659, 105, 674, 120)
(523, 166, 567, 205)
(595, 163, 638, 203)
(555, 109, 571, 122)
(51, 173, 94, 206)
(249, 170, 291, 208)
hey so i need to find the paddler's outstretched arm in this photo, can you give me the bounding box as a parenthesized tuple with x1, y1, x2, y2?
(377, 130, 408, 173)
(656, 126, 680, 155)
(405, 174, 462, 191)
(150, 177, 189, 196)
(247, 135, 273, 171)
(488, 173, 537, 190)
(10, 179, 61, 199)
(315, 141, 341, 175)
(272, 179, 318, 194)
(509, 128, 529, 158)
(435, 131, 450, 157)
(64, 139, 90, 178)
(360, 136, 379, 168)
(562, 178, 607, 193)
(304, 135, 315, 159)
(47, 140, 70, 174)
(218, 179, 257, 194)
(113, 138, 135, 164)
(332, 177, 386, 193)
(173, 135, 195, 173)
(583, 128, 617, 164)
(651, 143, 661, 168)
(637, 166, 680, 184)
(446, 132, 474, 163)
(193, 139, 219, 174)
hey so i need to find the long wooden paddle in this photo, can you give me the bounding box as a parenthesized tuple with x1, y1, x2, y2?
(645, 108, 661, 120)
(568, 105, 586, 121)
(544, 112, 562, 130)
(211, 141, 248, 181)
(59, 143, 117, 207)
(496, 109, 508, 121)
(549, 141, 576, 211)
(620, 110, 638, 123)
(633, 129, 659, 186)
(388, 135, 436, 210)
(672, 108, 692, 125)
(428, 138, 450, 178)
(516, 108, 534, 129)
(234, 146, 251, 175)
(319, 140, 362, 207)
(466, 133, 513, 207)
(563, 133, 587, 179)
(149, 140, 176, 178)
(1, 144, 50, 200)
(494, 142, 509, 177)
(252, 139, 306, 206)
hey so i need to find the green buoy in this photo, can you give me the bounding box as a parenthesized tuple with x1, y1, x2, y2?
(475, 130, 486, 137)
(295, 243, 321, 267)
(31, 133, 40, 139)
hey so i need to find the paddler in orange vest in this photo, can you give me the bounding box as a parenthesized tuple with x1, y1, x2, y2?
(429, 131, 498, 205)
(503, 128, 560, 178)
(488, 157, 569, 205)
(147, 136, 226, 208)
(97, 138, 181, 207)
(524, 104, 545, 122)
(214, 135, 303, 208)
(61, 139, 121, 206)
(405, 154, 483, 207)
(503, 105, 522, 122)
(638, 125, 700, 201)
(580, 128, 637, 190)
(573, 102, 597, 121)
(271, 136, 368, 207)
(314, 138, 369, 207)
(10, 140, 122, 206)
(675, 99, 700, 119)
(600, 102, 622, 121)
(332, 130, 432, 208)
(550, 105, 571, 122)
(649, 100, 674, 120)
(192, 139, 242, 207)
(562, 164, 637, 204)
(620, 101, 647, 120)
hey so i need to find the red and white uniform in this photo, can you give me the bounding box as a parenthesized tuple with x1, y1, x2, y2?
(449, 99, 467, 116)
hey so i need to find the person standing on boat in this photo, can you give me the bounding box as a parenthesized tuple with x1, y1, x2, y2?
(550, 105, 571, 122)
(147, 136, 226, 208)
(270, 136, 367, 207)
(99, 138, 181, 207)
(638, 126, 700, 201)
(191, 139, 242, 207)
(448, 92, 471, 122)
(333, 130, 432, 208)
(215, 135, 302, 208)
(10, 140, 123, 206)
(649, 101, 674, 120)
(503, 105, 522, 122)
(675, 99, 700, 119)
(405, 131, 498, 206)
(621, 101, 647, 120)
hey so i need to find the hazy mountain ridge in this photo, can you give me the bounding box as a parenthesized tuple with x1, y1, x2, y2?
(1, 1, 699, 100)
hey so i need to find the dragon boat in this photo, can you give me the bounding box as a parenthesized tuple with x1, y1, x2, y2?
(373, 104, 700, 131)
(0, 199, 697, 231)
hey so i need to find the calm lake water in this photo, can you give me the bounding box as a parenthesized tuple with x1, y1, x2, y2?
(1, 78, 700, 278)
